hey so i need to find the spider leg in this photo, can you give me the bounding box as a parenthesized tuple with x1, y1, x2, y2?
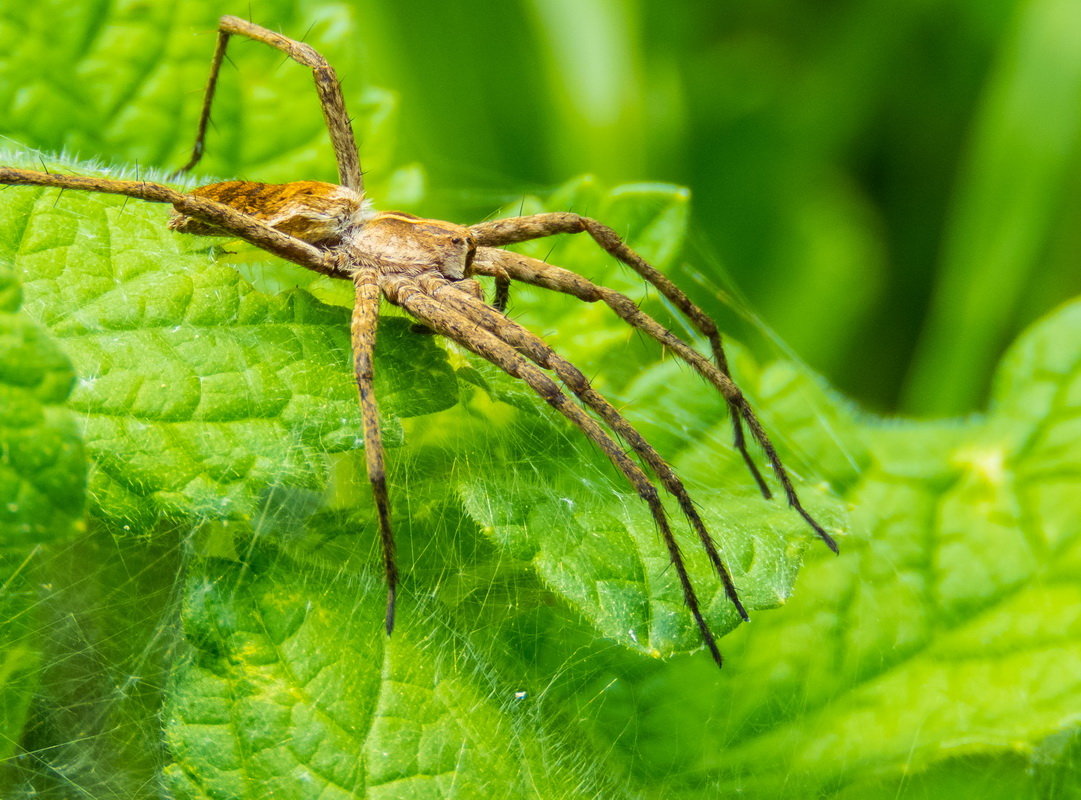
(380, 274, 727, 666)
(352, 269, 398, 634)
(471, 246, 839, 553)
(178, 15, 363, 193)
(470, 213, 772, 501)
(415, 274, 748, 620)
(493, 269, 511, 313)
(0, 168, 344, 278)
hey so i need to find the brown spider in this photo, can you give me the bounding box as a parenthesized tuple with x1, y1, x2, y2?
(0, 15, 837, 666)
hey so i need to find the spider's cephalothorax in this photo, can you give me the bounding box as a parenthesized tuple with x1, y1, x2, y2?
(0, 15, 838, 667)
(348, 212, 477, 280)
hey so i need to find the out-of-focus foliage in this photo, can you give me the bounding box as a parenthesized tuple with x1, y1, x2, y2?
(302, 0, 1081, 416)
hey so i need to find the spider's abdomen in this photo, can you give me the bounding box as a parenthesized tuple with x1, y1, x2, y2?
(348, 212, 476, 279)
(169, 180, 370, 246)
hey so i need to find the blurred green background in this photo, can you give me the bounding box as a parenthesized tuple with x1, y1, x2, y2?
(4, 0, 1080, 415)
(334, 0, 1081, 416)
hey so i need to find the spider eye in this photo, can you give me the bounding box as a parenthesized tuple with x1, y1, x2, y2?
(451, 237, 462, 245)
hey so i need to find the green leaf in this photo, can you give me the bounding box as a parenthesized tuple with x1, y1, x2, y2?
(4, 2, 1081, 796)
(0, 266, 84, 545)
(11, 148, 1079, 798)
(0, 154, 843, 793)
(161, 550, 620, 799)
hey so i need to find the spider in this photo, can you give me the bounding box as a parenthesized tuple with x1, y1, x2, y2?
(0, 15, 837, 667)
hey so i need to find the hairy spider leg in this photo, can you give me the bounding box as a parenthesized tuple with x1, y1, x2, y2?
(492, 269, 512, 313)
(470, 213, 773, 500)
(414, 273, 748, 620)
(381, 273, 727, 666)
(351, 269, 398, 633)
(468, 236, 839, 553)
(178, 15, 364, 193)
(470, 249, 769, 456)
(0, 169, 337, 275)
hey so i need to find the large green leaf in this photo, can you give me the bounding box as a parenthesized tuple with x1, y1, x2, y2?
(11, 146, 1081, 797)
(0, 159, 457, 534)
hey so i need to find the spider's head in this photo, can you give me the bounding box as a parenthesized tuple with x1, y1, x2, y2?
(169, 180, 372, 247)
(350, 212, 477, 279)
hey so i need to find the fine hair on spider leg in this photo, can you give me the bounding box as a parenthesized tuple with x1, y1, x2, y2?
(0, 14, 839, 668)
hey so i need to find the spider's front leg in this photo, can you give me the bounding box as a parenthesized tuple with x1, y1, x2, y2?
(468, 213, 838, 552)
(0, 168, 341, 276)
(178, 15, 363, 193)
(469, 211, 770, 492)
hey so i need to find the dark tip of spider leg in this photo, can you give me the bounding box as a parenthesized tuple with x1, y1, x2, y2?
(730, 407, 772, 499)
(658, 521, 726, 668)
(704, 551, 748, 622)
(680, 578, 724, 667)
(797, 505, 840, 553)
(737, 403, 839, 554)
(703, 631, 724, 668)
(681, 498, 750, 623)
(775, 480, 839, 554)
(680, 589, 724, 666)
(385, 588, 397, 635)
(780, 478, 839, 553)
(739, 446, 773, 500)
